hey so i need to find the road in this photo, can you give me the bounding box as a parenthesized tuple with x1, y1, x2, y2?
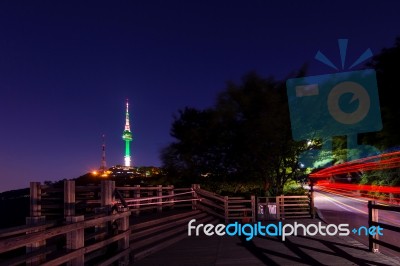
(314, 187, 400, 259)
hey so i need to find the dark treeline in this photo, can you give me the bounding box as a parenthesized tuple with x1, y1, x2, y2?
(161, 72, 307, 196)
(161, 37, 400, 195)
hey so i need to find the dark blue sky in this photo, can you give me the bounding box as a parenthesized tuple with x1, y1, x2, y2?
(1, 1, 399, 191)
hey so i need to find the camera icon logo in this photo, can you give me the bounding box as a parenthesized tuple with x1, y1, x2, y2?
(286, 39, 382, 166)
(327, 80, 370, 125)
(287, 69, 381, 140)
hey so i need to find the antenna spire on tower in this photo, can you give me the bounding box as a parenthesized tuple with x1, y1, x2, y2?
(125, 99, 131, 131)
(100, 134, 107, 172)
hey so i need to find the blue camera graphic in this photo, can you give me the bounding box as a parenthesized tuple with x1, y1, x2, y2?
(287, 70, 382, 140)
(286, 40, 382, 167)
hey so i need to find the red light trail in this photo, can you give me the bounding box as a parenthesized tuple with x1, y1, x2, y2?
(310, 151, 400, 196)
(316, 180, 400, 194)
(310, 151, 400, 178)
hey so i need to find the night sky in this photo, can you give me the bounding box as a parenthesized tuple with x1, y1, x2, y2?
(1, 1, 399, 192)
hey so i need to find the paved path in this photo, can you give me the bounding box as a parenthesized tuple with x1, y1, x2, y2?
(134, 219, 400, 265)
(314, 189, 400, 259)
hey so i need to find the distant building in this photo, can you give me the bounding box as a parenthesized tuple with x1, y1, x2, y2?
(108, 165, 162, 178)
(109, 165, 136, 178)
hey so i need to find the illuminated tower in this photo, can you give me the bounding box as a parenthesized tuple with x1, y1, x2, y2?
(122, 99, 133, 167)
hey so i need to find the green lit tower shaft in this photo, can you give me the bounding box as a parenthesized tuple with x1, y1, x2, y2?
(122, 99, 133, 167)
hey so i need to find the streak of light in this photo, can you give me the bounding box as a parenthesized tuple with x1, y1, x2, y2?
(317, 192, 367, 214)
(316, 186, 368, 203)
(310, 151, 400, 178)
(317, 182, 400, 194)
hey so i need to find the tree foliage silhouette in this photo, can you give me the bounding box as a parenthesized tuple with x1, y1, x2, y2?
(362, 37, 400, 150)
(162, 72, 307, 195)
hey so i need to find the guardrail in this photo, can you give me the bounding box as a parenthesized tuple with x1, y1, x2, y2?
(39, 182, 194, 220)
(1, 181, 258, 264)
(192, 184, 256, 223)
(0, 180, 131, 266)
(192, 185, 313, 222)
(277, 195, 314, 219)
(368, 200, 400, 253)
(0, 180, 199, 265)
(117, 185, 193, 215)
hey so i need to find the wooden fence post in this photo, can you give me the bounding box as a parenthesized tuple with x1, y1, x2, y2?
(157, 185, 163, 213)
(368, 200, 379, 252)
(134, 185, 140, 215)
(276, 195, 281, 220)
(250, 195, 256, 222)
(191, 184, 199, 210)
(309, 184, 315, 219)
(66, 215, 84, 266)
(101, 180, 115, 208)
(123, 185, 130, 200)
(64, 180, 75, 217)
(118, 207, 130, 265)
(29, 182, 42, 217)
(224, 196, 229, 224)
(64, 180, 85, 266)
(96, 180, 115, 241)
(169, 185, 175, 209)
(26, 182, 46, 266)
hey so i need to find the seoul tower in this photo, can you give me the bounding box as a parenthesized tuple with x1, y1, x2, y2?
(122, 99, 133, 167)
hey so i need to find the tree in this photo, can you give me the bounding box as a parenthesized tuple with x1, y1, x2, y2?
(162, 72, 307, 195)
(363, 37, 400, 149)
(161, 107, 227, 186)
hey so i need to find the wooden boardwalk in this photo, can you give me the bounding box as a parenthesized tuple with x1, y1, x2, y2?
(135, 219, 400, 266)
(2, 181, 400, 265)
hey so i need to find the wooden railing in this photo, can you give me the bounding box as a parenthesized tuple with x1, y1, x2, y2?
(257, 193, 315, 220)
(39, 183, 193, 220)
(0, 180, 195, 265)
(192, 184, 256, 223)
(116, 185, 193, 215)
(0, 180, 132, 266)
(0, 181, 258, 265)
(368, 200, 400, 253)
(277, 195, 313, 219)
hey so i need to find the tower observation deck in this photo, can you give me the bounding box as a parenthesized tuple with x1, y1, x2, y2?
(122, 99, 133, 167)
